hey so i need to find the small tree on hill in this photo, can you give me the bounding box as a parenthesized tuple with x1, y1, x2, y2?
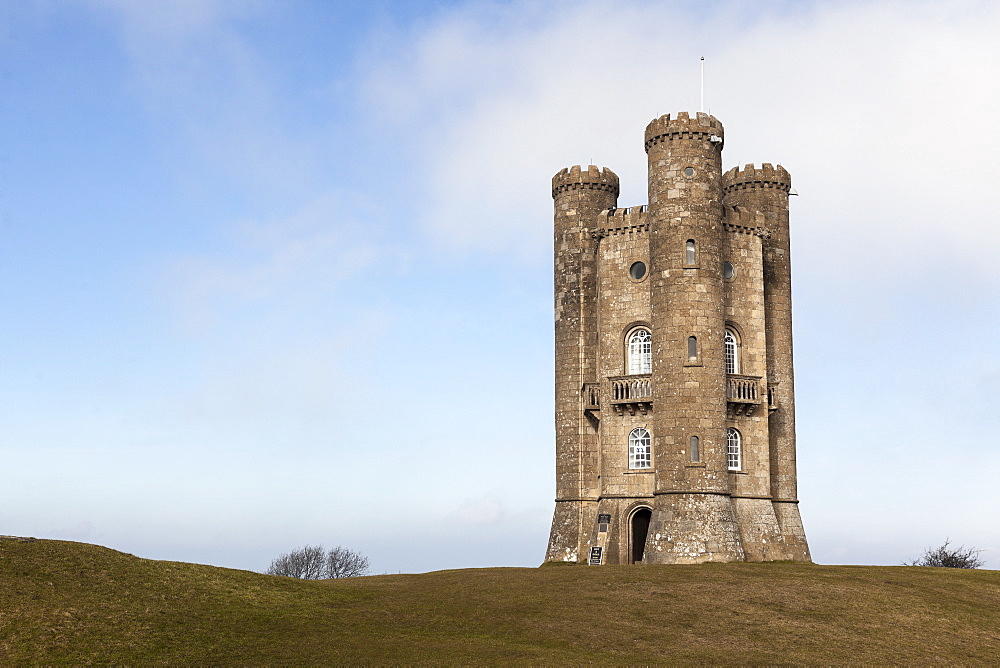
(326, 545, 370, 578)
(905, 539, 984, 569)
(267, 544, 327, 579)
(267, 544, 370, 579)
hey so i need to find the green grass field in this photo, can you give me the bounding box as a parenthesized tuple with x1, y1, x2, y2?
(2, 537, 998, 664)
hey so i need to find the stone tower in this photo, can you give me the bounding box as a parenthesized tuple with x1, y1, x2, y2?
(546, 112, 810, 564)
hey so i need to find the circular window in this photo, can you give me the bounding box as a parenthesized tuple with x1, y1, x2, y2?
(722, 261, 735, 279)
(629, 261, 647, 280)
(683, 166, 695, 176)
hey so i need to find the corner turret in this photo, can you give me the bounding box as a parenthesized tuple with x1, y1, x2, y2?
(551, 165, 620, 201)
(547, 164, 618, 564)
(723, 163, 791, 195)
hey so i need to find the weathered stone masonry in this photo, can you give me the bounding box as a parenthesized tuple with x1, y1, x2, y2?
(546, 112, 811, 564)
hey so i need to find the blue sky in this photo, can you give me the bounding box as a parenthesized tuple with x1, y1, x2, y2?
(1, 0, 998, 573)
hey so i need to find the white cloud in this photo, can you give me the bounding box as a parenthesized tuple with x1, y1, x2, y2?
(362, 0, 1000, 276)
(97, 0, 321, 200)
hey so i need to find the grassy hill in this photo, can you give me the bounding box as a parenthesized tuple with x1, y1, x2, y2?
(2, 537, 998, 664)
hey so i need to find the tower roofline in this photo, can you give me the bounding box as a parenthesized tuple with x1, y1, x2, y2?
(644, 112, 724, 152)
(723, 163, 791, 194)
(552, 164, 620, 199)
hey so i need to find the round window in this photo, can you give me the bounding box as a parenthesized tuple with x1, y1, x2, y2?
(629, 261, 647, 280)
(723, 261, 735, 279)
(683, 166, 695, 176)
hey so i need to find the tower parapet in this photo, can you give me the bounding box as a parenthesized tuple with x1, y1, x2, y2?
(644, 112, 724, 152)
(552, 165, 620, 199)
(723, 163, 791, 194)
(597, 206, 649, 236)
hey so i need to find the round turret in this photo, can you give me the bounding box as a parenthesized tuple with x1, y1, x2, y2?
(644, 112, 725, 212)
(644, 110, 734, 547)
(551, 164, 620, 200)
(722, 163, 791, 195)
(644, 112, 724, 153)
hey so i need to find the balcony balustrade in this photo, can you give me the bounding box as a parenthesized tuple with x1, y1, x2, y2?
(726, 374, 762, 415)
(608, 374, 652, 415)
(584, 374, 762, 417)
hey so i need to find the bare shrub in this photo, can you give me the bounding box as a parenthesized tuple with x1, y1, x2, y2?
(267, 544, 370, 579)
(266, 544, 327, 579)
(905, 539, 984, 569)
(326, 546, 370, 579)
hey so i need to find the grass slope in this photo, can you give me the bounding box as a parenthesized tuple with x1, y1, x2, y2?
(2, 538, 999, 664)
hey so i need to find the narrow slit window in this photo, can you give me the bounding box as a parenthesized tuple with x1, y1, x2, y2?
(628, 428, 652, 469)
(687, 336, 698, 360)
(686, 239, 696, 265)
(689, 436, 700, 462)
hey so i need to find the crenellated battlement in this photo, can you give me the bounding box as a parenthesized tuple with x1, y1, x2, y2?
(552, 165, 620, 199)
(723, 163, 791, 194)
(722, 204, 770, 238)
(644, 112, 724, 152)
(593, 205, 649, 238)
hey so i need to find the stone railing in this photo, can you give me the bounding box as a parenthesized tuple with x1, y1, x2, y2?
(726, 374, 762, 404)
(609, 374, 652, 403)
(582, 382, 601, 411)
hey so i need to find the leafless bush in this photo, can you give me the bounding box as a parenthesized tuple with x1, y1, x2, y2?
(266, 544, 327, 579)
(905, 539, 984, 569)
(267, 544, 370, 579)
(326, 545, 370, 578)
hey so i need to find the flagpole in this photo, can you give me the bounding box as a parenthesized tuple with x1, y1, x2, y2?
(700, 56, 705, 112)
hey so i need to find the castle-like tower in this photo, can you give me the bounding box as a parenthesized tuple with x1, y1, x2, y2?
(547, 112, 810, 564)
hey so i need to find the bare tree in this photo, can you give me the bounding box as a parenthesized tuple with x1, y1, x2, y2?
(905, 539, 984, 569)
(266, 544, 327, 579)
(326, 545, 370, 578)
(266, 544, 370, 579)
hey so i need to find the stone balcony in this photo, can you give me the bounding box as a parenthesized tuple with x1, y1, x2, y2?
(608, 374, 652, 415)
(586, 373, 762, 418)
(726, 374, 762, 416)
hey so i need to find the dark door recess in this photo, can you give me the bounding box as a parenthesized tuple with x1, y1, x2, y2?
(631, 508, 652, 564)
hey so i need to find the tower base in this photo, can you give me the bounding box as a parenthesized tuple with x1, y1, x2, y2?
(731, 497, 792, 561)
(773, 501, 811, 562)
(545, 500, 597, 563)
(644, 493, 745, 563)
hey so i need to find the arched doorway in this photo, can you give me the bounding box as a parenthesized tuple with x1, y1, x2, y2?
(630, 507, 652, 564)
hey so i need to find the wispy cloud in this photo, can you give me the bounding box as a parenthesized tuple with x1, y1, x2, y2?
(98, 0, 321, 200)
(362, 0, 1000, 275)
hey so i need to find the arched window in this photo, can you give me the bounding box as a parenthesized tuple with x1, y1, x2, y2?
(627, 328, 652, 375)
(687, 336, 698, 360)
(724, 329, 739, 374)
(689, 435, 700, 463)
(726, 427, 742, 471)
(628, 428, 651, 469)
(685, 239, 697, 265)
